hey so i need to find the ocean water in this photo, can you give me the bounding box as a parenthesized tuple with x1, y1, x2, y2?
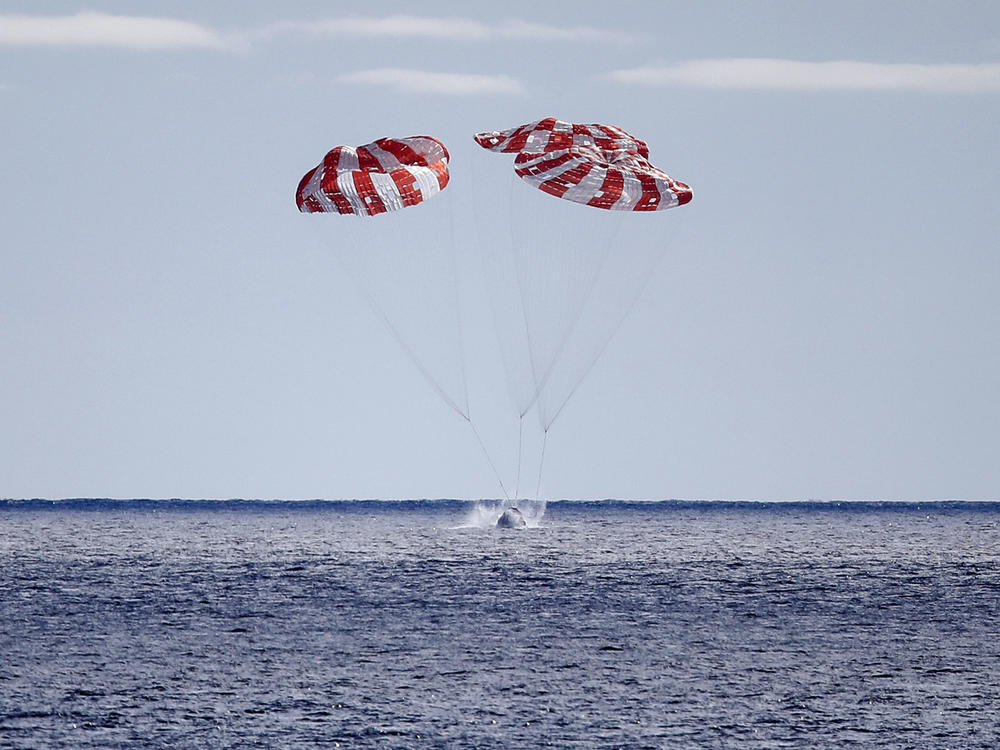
(1, 499, 998, 749)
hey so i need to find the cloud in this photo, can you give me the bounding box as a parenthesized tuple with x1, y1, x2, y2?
(494, 19, 635, 44)
(262, 15, 637, 44)
(603, 59, 1000, 93)
(336, 68, 525, 95)
(0, 11, 231, 51)
(269, 15, 489, 41)
(0, 12, 638, 53)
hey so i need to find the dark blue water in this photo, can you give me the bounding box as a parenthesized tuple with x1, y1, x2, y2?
(1, 499, 998, 748)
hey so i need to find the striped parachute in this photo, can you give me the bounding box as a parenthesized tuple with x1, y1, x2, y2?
(468, 117, 693, 498)
(296, 134, 490, 488)
(296, 135, 450, 216)
(474, 117, 692, 211)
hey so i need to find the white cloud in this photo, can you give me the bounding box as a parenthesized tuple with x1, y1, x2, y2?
(494, 19, 635, 44)
(272, 15, 490, 41)
(0, 12, 638, 53)
(262, 15, 637, 44)
(604, 59, 1000, 93)
(336, 68, 525, 96)
(0, 11, 231, 51)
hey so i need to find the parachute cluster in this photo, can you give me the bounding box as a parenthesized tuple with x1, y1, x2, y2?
(474, 117, 692, 211)
(297, 118, 690, 216)
(296, 119, 692, 502)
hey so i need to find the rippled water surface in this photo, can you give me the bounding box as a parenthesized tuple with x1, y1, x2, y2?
(1, 499, 999, 748)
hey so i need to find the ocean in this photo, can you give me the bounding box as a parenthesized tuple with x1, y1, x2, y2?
(1, 499, 998, 748)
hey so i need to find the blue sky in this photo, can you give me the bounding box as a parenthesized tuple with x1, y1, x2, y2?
(2, 2, 998, 501)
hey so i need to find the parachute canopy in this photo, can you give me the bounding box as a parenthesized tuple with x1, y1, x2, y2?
(296, 135, 450, 216)
(474, 117, 692, 211)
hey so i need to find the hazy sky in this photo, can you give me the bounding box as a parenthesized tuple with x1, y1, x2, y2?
(2, 1, 998, 501)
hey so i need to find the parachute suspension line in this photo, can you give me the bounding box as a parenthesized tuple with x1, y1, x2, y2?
(446, 194, 471, 418)
(534, 427, 549, 501)
(514, 413, 524, 500)
(543, 220, 663, 432)
(464, 415, 511, 502)
(507, 172, 544, 414)
(507, 183, 626, 425)
(449, 199, 511, 503)
(333, 245, 470, 421)
(527, 214, 618, 416)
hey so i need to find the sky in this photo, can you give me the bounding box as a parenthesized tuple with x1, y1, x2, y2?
(2, 1, 998, 502)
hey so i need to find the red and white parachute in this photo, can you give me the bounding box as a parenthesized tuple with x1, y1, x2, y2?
(296, 132, 524, 503)
(296, 136, 450, 216)
(474, 117, 692, 211)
